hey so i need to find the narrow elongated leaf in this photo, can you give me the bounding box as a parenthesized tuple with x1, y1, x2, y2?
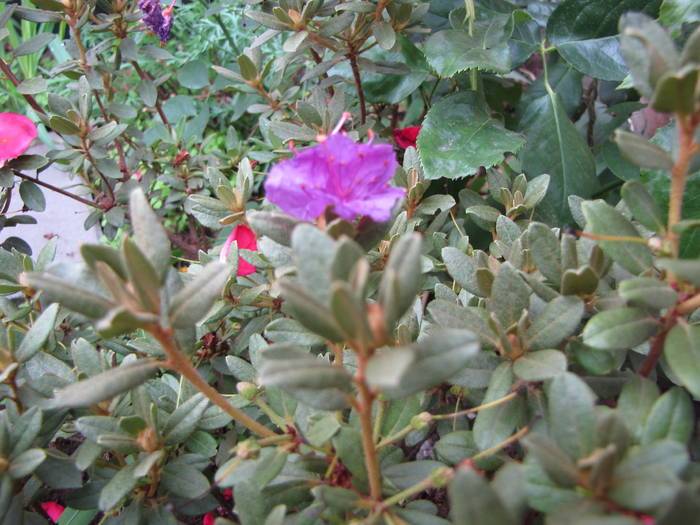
(15, 303, 58, 363)
(169, 262, 228, 328)
(8, 449, 45, 479)
(22, 271, 113, 319)
(129, 189, 171, 280)
(52, 361, 159, 408)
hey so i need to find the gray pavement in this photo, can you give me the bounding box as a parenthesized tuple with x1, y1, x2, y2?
(2, 141, 100, 262)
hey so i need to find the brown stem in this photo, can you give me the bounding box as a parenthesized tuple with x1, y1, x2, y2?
(131, 61, 173, 131)
(0, 57, 47, 115)
(93, 92, 130, 179)
(668, 113, 700, 259)
(375, 0, 391, 21)
(12, 170, 100, 208)
(356, 355, 382, 501)
(81, 137, 116, 204)
(150, 325, 276, 438)
(638, 325, 670, 378)
(67, 14, 90, 73)
(348, 52, 367, 125)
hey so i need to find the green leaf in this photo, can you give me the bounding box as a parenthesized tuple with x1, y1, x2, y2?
(642, 387, 693, 445)
(548, 373, 596, 460)
(609, 440, 686, 511)
(49, 115, 80, 134)
(473, 363, 522, 451)
(547, 0, 661, 80)
(517, 80, 597, 224)
(185, 194, 231, 229)
(163, 394, 209, 445)
(656, 258, 700, 286)
(522, 434, 578, 488)
(13, 32, 54, 56)
(660, 0, 700, 37)
(330, 282, 371, 347)
(425, 14, 513, 77)
(418, 92, 525, 180)
(621, 180, 666, 232)
(16, 76, 46, 95)
(581, 200, 653, 275)
(177, 59, 210, 89)
(160, 461, 209, 499)
(291, 224, 336, 305)
(372, 21, 395, 50)
(121, 238, 161, 313)
(514, 350, 567, 381)
(129, 188, 171, 280)
(169, 262, 228, 328)
(379, 232, 423, 329)
(615, 130, 673, 171)
(247, 210, 301, 247)
(442, 247, 487, 297)
(278, 279, 347, 342)
(99, 460, 139, 511)
(383, 460, 446, 492)
(618, 277, 678, 310)
(377, 329, 480, 399)
(216, 447, 288, 488)
(19, 181, 45, 212)
(22, 271, 113, 319)
(51, 360, 159, 408)
(264, 317, 325, 346)
(527, 295, 584, 351)
(527, 222, 561, 284)
(449, 467, 516, 525)
(617, 376, 659, 441)
(664, 322, 700, 398)
(306, 413, 341, 448)
(583, 307, 659, 350)
(8, 407, 42, 459)
(8, 448, 45, 479)
(489, 263, 530, 329)
(15, 303, 58, 363)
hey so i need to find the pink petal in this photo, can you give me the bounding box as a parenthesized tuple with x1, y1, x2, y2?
(0, 113, 38, 164)
(40, 502, 65, 523)
(202, 512, 216, 525)
(219, 224, 258, 276)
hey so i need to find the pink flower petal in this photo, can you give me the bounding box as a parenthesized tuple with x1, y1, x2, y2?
(40, 502, 65, 523)
(219, 224, 258, 276)
(0, 113, 38, 164)
(202, 512, 216, 525)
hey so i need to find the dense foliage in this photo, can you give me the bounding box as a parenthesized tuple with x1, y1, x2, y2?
(1, 0, 700, 524)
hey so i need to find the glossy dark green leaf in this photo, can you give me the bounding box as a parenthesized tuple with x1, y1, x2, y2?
(517, 80, 597, 224)
(19, 180, 45, 212)
(547, 0, 661, 80)
(418, 92, 525, 180)
(425, 14, 513, 76)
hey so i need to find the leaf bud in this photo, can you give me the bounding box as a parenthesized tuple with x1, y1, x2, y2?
(430, 466, 454, 488)
(237, 381, 259, 401)
(235, 438, 260, 459)
(410, 412, 433, 430)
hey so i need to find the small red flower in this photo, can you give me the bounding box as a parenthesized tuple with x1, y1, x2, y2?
(0, 113, 38, 165)
(202, 512, 216, 525)
(223, 488, 233, 500)
(219, 224, 258, 276)
(393, 126, 421, 149)
(40, 502, 65, 523)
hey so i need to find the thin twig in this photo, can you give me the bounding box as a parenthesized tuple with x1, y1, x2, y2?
(12, 170, 100, 208)
(348, 51, 367, 124)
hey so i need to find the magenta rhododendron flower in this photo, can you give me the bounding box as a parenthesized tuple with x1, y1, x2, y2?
(138, 0, 174, 42)
(219, 224, 257, 276)
(40, 502, 65, 523)
(393, 126, 421, 149)
(0, 113, 38, 165)
(265, 129, 404, 223)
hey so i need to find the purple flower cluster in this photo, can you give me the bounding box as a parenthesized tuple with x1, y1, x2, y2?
(138, 0, 174, 43)
(264, 133, 404, 223)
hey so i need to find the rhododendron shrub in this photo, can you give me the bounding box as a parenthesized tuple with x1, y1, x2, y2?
(2, 1, 700, 524)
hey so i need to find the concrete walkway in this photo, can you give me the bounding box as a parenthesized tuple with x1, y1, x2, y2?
(2, 142, 100, 262)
